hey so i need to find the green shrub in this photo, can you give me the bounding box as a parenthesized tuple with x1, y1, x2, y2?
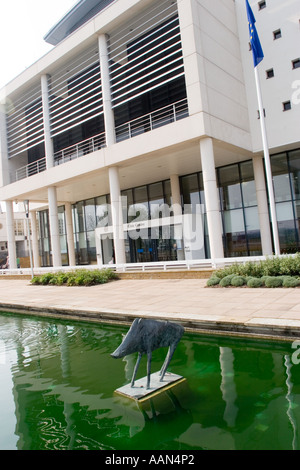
(213, 253, 300, 280)
(206, 276, 220, 286)
(264, 276, 283, 288)
(247, 277, 263, 288)
(30, 268, 117, 287)
(231, 275, 246, 287)
(219, 274, 236, 287)
(282, 276, 300, 288)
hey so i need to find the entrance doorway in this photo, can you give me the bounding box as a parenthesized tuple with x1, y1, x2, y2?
(126, 229, 178, 263)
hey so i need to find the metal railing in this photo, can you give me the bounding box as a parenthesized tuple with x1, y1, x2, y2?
(15, 156, 47, 182)
(13, 98, 188, 181)
(14, 132, 106, 181)
(115, 98, 189, 143)
(0, 255, 277, 277)
(53, 132, 106, 166)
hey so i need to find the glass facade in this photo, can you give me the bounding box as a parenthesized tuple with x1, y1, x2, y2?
(271, 149, 300, 253)
(218, 161, 261, 257)
(36, 151, 300, 266)
(72, 195, 111, 265)
(38, 206, 68, 267)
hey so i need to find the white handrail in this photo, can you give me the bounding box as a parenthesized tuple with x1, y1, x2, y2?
(0, 255, 293, 277)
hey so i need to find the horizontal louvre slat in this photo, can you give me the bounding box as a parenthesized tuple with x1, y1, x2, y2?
(6, 83, 44, 158)
(49, 44, 103, 138)
(108, 0, 184, 109)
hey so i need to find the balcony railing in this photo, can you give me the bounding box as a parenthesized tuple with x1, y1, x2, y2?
(14, 132, 106, 181)
(53, 132, 106, 166)
(15, 156, 47, 182)
(115, 98, 189, 143)
(13, 99, 188, 181)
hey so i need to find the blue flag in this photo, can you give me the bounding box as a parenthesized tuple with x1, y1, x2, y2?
(246, 0, 264, 67)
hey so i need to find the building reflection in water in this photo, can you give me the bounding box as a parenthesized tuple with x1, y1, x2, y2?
(0, 314, 300, 450)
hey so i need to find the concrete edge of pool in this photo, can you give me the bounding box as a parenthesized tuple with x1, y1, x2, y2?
(0, 301, 300, 342)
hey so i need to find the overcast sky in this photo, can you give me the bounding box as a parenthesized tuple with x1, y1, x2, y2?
(0, 0, 77, 89)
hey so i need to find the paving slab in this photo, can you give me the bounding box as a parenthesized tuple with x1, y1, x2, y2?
(0, 278, 299, 340)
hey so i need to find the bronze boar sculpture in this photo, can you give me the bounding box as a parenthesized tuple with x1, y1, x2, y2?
(111, 318, 184, 389)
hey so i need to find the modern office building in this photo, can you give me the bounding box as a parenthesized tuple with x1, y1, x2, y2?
(0, 0, 299, 269)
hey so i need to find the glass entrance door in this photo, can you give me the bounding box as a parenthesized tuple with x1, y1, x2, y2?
(127, 228, 178, 263)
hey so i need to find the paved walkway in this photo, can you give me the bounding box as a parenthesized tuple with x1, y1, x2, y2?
(0, 278, 300, 339)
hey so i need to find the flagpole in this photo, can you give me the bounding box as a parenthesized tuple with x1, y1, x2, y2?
(254, 66, 280, 256)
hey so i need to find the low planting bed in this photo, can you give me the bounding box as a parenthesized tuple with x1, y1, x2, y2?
(206, 254, 300, 288)
(30, 268, 118, 287)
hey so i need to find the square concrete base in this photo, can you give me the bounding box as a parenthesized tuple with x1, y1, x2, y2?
(114, 372, 186, 401)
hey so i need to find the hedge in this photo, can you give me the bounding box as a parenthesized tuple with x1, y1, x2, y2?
(206, 254, 300, 288)
(31, 268, 118, 287)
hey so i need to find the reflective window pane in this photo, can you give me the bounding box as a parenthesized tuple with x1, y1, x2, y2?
(271, 153, 291, 202)
(289, 150, 300, 200)
(85, 198, 96, 231)
(240, 161, 257, 207)
(218, 165, 242, 210)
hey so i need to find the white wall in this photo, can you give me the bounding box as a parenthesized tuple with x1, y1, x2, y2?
(236, 0, 300, 153)
(178, 0, 252, 152)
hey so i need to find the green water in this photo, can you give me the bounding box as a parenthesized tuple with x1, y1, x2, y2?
(0, 312, 300, 450)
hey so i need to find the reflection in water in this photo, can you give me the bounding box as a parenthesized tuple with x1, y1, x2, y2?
(0, 313, 300, 450)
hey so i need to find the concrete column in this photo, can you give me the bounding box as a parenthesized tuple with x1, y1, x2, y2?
(5, 201, 17, 269)
(48, 186, 62, 267)
(109, 166, 126, 265)
(200, 137, 224, 259)
(170, 174, 182, 216)
(41, 74, 54, 169)
(30, 210, 41, 267)
(170, 174, 184, 260)
(252, 155, 273, 255)
(98, 34, 115, 147)
(64, 202, 76, 267)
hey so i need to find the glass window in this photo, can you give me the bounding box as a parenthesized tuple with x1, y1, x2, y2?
(276, 202, 298, 252)
(181, 174, 200, 212)
(73, 201, 86, 233)
(133, 186, 149, 221)
(240, 161, 257, 207)
(289, 150, 300, 200)
(223, 209, 247, 257)
(87, 231, 96, 264)
(271, 153, 291, 202)
(163, 180, 172, 207)
(85, 199, 96, 231)
(96, 195, 111, 227)
(244, 207, 261, 255)
(149, 182, 164, 218)
(218, 165, 242, 210)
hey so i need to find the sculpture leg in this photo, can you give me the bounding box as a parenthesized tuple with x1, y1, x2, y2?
(131, 352, 142, 387)
(159, 347, 171, 376)
(160, 343, 176, 381)
(146, 351, 152, 389)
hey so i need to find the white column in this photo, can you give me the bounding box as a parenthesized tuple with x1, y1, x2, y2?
(253, 155, 273, 255)
(200, 138, 224, 260)
(170, 174, 182, 216)
(41, 74, 54, 169)
(30, 210, 40, 268)
(170, 174, 184, 260)
(109, 166, 126, 265)
(5, 201, 17, 269)
(64, 202, 76, 267)
(48, 187, 62, 267)
(98, 34, 115, 147)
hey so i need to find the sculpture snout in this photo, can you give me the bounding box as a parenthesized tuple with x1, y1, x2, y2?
(111, 346, 125, 359)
